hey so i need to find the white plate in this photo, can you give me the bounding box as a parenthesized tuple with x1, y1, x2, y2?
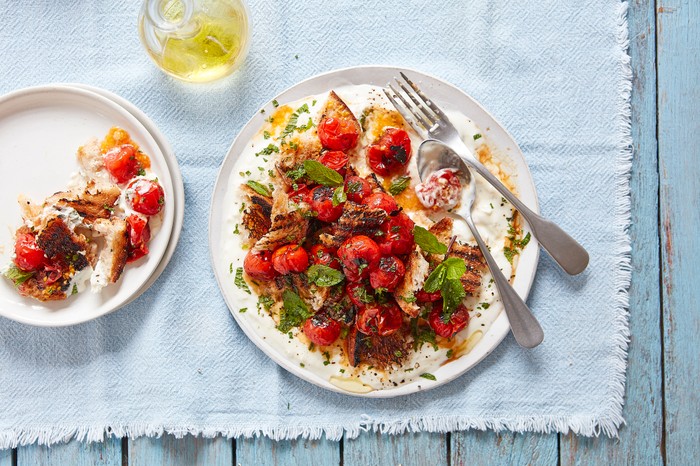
(60, 84, 185, 308)
(209, 66, 541, 397)
(0, 86, 176, 326)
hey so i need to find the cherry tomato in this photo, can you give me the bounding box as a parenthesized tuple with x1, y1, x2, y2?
(127, 179, 165, 216)
(415, 168, 462, 210)
(308, 185, 344, 222)
(318, 150, 349, 175)
(369, 256, 405, 292)
(337, 235, 381, 282)
(366, 128, 412, 176)
(104, 144, 140, 184)
(428, 302, 470, 338)
(378, 212, 415, 256)
(344, 176, 372, 203)
(13, 233, 46, 272)
(346, 281, 375, 307)
(125, 215, 151, 262)
(309, 244, 341, 270)
(318, 117, 360, 151)
(356, 301, 403, 336)
(289, 184, 311, 204)
(415, 289, 442, 303)
(303, 313, 342, 346)
(272, 244, 309, 274)
(243, 249, 277, 280)
(362, 192, 399, 214)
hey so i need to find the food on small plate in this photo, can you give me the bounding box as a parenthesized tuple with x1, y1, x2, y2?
(3, 127, 165, 301)
(223, 86, 529, 391)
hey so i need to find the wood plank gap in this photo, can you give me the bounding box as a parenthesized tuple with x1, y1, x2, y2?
(339, 436, 344, 466)
(121, 437, 128, 466)
(653, 1, 667, 464)
(232, 438, 236, 466)
(11, 449, 16, 466)
(446, 432, 451, 466)
(557, 434, 561, 466)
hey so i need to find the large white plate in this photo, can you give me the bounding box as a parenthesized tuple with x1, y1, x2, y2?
(209, 66, 541, 397)
(0, 86, 176, 326)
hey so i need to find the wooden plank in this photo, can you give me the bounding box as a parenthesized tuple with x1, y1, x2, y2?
(344, 432, 445, 466)
(128, 435, 232, 466)
(560, 0, 664, 464)
(452, 432, 557, 466)
(0, 449, 13, 466)
(16, 436, 121, 466)
(236, 437, 339, 466)
(657, 0, 700, 465)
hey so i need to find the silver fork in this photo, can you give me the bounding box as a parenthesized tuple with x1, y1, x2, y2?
(384, 73, 589, 276)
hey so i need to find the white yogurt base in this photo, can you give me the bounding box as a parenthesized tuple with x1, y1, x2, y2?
(220, 85, 519, 392)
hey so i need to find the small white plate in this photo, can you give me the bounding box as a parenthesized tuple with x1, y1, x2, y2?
(210, 66, 541, 397)
(0, 86, 176, 326)
(60, 84, 185, 309)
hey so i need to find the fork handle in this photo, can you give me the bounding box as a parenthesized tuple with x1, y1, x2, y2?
(458, 148, 589, 275)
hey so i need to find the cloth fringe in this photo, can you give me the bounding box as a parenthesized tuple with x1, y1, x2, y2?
(0, 0, 634, 451)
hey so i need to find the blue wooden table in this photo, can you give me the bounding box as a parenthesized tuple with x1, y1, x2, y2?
(1, 1, 696, 464)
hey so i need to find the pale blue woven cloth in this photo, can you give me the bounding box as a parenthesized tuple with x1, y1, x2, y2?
(0, 0, 631, 446)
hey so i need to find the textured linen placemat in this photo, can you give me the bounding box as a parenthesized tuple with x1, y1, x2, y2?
(0, 0, 632, 447)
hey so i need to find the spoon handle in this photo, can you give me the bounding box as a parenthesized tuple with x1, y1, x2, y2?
(455, 145, 589, 275)
(461, 214, 544, 348)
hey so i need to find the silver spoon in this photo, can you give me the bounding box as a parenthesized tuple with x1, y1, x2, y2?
(417, 139, 544, 348)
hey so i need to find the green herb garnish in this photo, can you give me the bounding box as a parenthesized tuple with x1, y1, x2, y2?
(307, 264, 345, 287)
(234, 267, 251, 294)
(246, 180, 272, 197)
(4, 265, 34, 286)
(473, 133, 482, 140)
(303, 160, 343, 186)
(413, 226, 448, 255)
(420, 373, 437, 381)
(388, 176, 411, 196)
(332, 185, 347, 206)
(255, 144, 279, 157)
(277, 290, 312, 333)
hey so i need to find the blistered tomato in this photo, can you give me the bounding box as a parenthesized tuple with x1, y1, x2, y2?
(104, 144, 140, 184)
(303, 313, 342, 346)
(366, 128, 412, 175)
(309, 185, 344, 222)
(337, 235, 381, 282)
(13, 233, 46, 272)
(346, 281, 375, 307)
(428, 301, 470, 338)
(378, 212, 415, 256)
(369, 256, 405, 292)
(356, 301, 403, 336)
(272, 244, 309, 274)
(344, 176, 372, 203)
(243, 249, 277, 280)
(318, 117, 360, 151)
(309, 244, 341, 270)
(127, 179, 165, 216)
(362, 192, 399, 214)
(126, 214, 151, 262)
(318, 150, 349, 175)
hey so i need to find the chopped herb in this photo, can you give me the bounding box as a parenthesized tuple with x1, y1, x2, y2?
(258, 166, 265, 172)
(473, 133, 482, 140)
(263, 130, 271, 139)
(413, 226, 448, 255)
(303, 160, 343, 186)
(346, 181, 362, 193)
(233, 224, 240, 235)
(401, 294, 417, 303)
(246, 180, 272, 197)
(239, 308, 247, 313)
(332, 185, 347, 206)
(299, 363, 305, 368)
(323, 360, 330, 366)
(255, 144, 279, 157)
(307, 264, 345, 287)
(277, 290, 312, 333)
(312, 99, 317, 106)
(297, 103, 309, 114)
(420, 373, 437, 381)
(480, 302, 490, 309)
(234, 267, 251, 294)
(137, 168, 146, 176)
(272, 99, 279, 107)
(279, 112, 299, 139)
(268, 169, 276, 178)
(71, 284, 78, 295)
(394, 350, 403, 358)
(440, 277, 466, 323)
(286, 164, 306, 181)
(103, 204, 115, 213)
(388, 176, 411, 196)
(260, 109, 265, 114)
(294, 54, 299, 59)
(239, 202, 246, 213)
(296, 117, 314, 132)
(339, 369, 345, 373)
(229, 263, 233, 274)
(288, 141, 299, 150)
(411, 318, 438, 351)
(446, 349, 454, 358)
(3, 265, 34, 286)
(258, 294, 275, 312)
(351, 284, 374, 304)
(490, 202, 494, 209)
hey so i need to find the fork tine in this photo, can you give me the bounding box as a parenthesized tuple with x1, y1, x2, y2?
(399, 71, 447, 119)
(382, 88, 429, 137)
(387, 83, 433, 130)
(394, 79, 440, 125)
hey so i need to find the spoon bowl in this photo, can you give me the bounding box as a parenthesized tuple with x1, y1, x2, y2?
(416, 140, 545, 348)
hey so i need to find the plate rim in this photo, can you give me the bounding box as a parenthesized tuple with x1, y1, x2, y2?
(209, 65, 541, 397)
(0, 84, 176, 327)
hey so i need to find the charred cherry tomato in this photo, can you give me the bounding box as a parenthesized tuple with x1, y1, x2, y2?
(303, 313, 342, 346)
(127, 179, 165, 216)
(415, 289, 442, 303)
(362, 192, 399, 214)
(272, 244, 309, 274)
(126, 215, 151, 262)
(318, 117, 360, 151)
(346, 281, 375, 307)
(309, 244, 341, 270)
(13, 233, 46, 272)
(369, 256, 405, 292)
(356, 301, 403, 336)
(104, 144, 141, 184)
(366, 128, 412, 176)
(344, 176, 372, 203)
(337, 235, 381, 282)
(289, 184, 311, 204)
(378, 212, 415, 256)
(309, 185, 344, 222)
(243, 249, 277, 280)
(428, 301, 470, 338)
(318, 150, 349, 175)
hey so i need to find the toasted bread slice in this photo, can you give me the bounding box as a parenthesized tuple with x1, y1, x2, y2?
(91, 217, 129, 289)
(393, 248, 430, 317)
(252, 190, 308, 253)
(322, 91, 361, 130)
(240, 184, 273, 245)
(345, 326, 410, 369)
(448, 243, 485, 295)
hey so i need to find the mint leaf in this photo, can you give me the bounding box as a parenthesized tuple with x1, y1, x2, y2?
(441, 278, 466, 322)
(423, 265, 447, 293)
(234, 267, 251, 294)
(307, 264, 344, 287)
(332, 185, 347, 207)
(4, 265, 34, 286)
(303, 160, 343, 186)
(388, 176, 411, 196)
(413, 226, 447, 255)
(443, 257, 466, 280)
(278, 290, 312, 333)
(420, 373, 437, 381)
(246, 180, 272, 197)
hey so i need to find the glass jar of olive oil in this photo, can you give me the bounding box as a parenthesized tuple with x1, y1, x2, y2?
(139, 0, 250, 83)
